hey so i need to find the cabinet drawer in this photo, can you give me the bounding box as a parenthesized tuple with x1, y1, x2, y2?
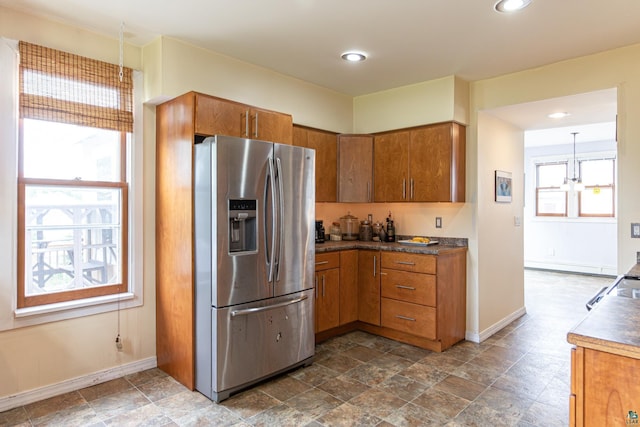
(381, 252, 436, 274)
(315, 252, 340, 271)
(381, 270, 436, 306)
(381, 298, 436, 340)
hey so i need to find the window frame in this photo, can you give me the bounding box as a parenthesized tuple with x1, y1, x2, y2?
(535, 161, 568, 217)
(16, 43, 132, 308)
(577, 157, 616, 218)
(0, 38, 144, 331)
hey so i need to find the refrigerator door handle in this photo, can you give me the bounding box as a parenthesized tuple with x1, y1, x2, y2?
(275, 157, 285, 281)
(266, 158, 277, 283)
(230, 294, 309, 317)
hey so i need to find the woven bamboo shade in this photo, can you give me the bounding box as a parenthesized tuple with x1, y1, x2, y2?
(18, 41, 133, 133)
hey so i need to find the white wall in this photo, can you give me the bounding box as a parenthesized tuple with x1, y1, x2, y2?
(523, 141, 617, 276)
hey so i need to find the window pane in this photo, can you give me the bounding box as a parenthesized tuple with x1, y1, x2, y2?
(24, 185, 122, 296)
(537, 163, 566, 187)
(23, 119, 121, 181)
(537, 189, 566, 215)
(581, 159, 614, 186)
(580, 186, 614, 216)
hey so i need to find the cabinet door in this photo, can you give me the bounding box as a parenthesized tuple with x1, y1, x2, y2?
(409, 122, 465, 202)
(357, 250, 380, 325)
(374, 131, 409, 202)
(293, 126, 337, 202)
(339, 250, 358, 324)
(195, 94, 246, 137)
(315, 268, 340, 333)
(583, 348, 640, 426)
(338, 135, 373, 202)
(250, 108, 293, 145)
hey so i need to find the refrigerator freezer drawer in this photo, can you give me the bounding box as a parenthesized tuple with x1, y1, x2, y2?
(196, 289, 315, 402)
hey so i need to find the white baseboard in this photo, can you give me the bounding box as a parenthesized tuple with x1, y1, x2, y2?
(465, 306, 527, 343)
(525, 260, 617, 277)
(0, 357, 157, 412)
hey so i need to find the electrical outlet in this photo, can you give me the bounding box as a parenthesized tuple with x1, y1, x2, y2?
(632, 223, 640, 238)
(435, 217, 442, 228)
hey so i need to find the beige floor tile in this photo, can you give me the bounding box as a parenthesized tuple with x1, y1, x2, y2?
(1, 270, 611, 427)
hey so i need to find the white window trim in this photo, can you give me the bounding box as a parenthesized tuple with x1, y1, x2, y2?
(0, 38, 144, 331)
(530, 150, 616, 220)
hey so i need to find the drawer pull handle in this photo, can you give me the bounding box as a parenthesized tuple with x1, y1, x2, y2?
(396, 261, 415, 266)
(315, 261, 329, 265)
(395, 315, 416, 322)
(396, 285, 416, 290)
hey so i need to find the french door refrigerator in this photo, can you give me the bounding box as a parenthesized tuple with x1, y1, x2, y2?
(194, 135, 315, 402)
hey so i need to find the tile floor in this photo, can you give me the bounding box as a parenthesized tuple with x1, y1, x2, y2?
(0, 269, 613, 427)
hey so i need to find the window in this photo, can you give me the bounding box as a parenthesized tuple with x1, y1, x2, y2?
(535, 162, 567, 216)
(17, 41, 133, 308)
(578, 158, 615, 217)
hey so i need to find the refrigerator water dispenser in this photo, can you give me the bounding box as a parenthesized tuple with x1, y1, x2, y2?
(228, 199, 257, 253)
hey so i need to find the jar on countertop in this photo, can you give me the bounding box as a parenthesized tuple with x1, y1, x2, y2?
(340, 212, 359, 241)
(372, 221, 384, 241)
(359, 220, 373, 241)
(329, 222, 342, 241)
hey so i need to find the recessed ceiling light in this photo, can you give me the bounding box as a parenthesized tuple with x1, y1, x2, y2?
(548, 112, 571, 119)
(494, 0, 532, 13)
(341, 52, 367, 62)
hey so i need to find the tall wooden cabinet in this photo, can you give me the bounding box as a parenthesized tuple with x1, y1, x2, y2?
(155, 92, 293, 390)
(293, 125, 338, 202)
(374, 122, 465, 202)
(338, 134, 374, 202)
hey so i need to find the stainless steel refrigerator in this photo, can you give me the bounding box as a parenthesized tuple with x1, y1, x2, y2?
(194, 135, 315, 402)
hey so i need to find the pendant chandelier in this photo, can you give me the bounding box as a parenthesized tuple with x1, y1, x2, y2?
(561, 132, 585, 192)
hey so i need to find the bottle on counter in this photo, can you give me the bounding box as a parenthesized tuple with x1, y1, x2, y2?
(386, 211, 396, 242)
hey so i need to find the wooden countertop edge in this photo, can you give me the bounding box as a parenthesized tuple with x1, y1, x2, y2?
(567, 332, 640, 360)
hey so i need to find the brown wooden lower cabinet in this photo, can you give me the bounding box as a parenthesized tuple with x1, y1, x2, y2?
(570, 346, 640, 426)
(358, 250, 381, 326)
(314, 250, 359, 335)
(316, 247, 466, 353)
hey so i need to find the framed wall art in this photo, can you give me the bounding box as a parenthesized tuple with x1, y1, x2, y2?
(495, 170, 512, 203)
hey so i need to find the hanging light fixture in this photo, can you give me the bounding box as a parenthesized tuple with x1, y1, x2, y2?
(561, 132, 585, 192)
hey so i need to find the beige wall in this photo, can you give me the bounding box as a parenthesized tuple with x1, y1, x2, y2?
(3, 2, 640, 405)
(143, 36, 354, 133)
(0, 7, 153, 400)
(467, 43, 640, 334)
(476, 112, 525, 334)
(352, 75, 467, 133)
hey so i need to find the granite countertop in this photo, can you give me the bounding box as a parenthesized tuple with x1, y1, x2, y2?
(315, 237, 467, 255)
(567, 263, 640, 359)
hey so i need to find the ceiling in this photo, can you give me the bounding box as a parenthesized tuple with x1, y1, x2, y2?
(1, 0, 631, 138)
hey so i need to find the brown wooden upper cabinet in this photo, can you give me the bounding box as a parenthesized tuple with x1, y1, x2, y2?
(195, 93, 293, 145)
(338, 134, 374, 202)
(374, 122, 465, 203)
(293, 125, 337, 202)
